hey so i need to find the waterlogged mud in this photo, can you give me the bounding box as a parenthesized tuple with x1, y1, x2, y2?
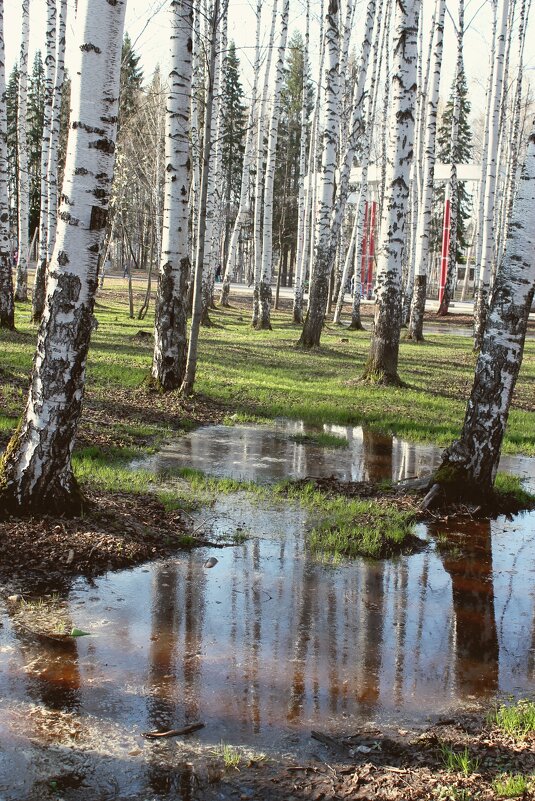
(1, 424, 534, 800)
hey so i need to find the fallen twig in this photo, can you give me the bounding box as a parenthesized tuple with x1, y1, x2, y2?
(142, 722, 205, 739)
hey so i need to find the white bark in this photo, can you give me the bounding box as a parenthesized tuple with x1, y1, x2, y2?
(298, 0, 340, 348)
(257, 0, 290, 329)
(32, 0, 57, 322)
(0, 0, 127, 513)
(151, 0, 193, 391)
(220, 0, 262, 305)
(14, 0, 30, 302)
(439, 121, 535, 494)
(437, 0, 464, 316)
(292, 0, 310, 324)
(181, 0, 220, 395)
(46, 0, 67, 261)
(364, 0, 421, 383)
(251, 0, 278, 326)
(0, 0, 14, 329)
(326, 0, 376, 279)
(408, 0, 446, 340)
(474, 0, 510, 349)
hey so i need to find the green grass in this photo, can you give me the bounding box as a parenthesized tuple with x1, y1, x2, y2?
(492, 774, 532, 798)
(1, 293, 534, 457)
(289, 432, 349, 448)
(493, 473, 535, 506)
(282, 481, 418, 558)
(488, 700, 535, 738)
(440, 745, 479, 776)
(212, 742, 242, 771)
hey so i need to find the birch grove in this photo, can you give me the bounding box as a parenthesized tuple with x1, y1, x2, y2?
(0, 0, 127, 513)
(0, 0, 533, 519)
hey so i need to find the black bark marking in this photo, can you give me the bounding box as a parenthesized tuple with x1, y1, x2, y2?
(90, 206, 108, 231)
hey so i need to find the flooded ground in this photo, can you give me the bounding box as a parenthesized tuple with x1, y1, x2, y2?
(1, 422, 534, 800)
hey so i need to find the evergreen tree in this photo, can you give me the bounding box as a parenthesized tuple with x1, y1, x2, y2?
(27, 51, 45, 241)
(274, 31, 313, 279)
(221, 41, 246, 212)
(436, 64, 473, 261)
(119, 33, 144, 128)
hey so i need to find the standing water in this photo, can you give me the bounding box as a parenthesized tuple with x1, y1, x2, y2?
(1, 421, 534, 800)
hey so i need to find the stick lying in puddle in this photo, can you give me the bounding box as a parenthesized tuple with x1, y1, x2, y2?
(142, 722, 205, 739)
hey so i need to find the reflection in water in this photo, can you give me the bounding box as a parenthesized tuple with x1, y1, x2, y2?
(433, 519, 499, 698)
(0, 423, 534, 799)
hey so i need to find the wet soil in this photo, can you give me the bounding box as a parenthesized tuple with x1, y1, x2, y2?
(0, 489, 192, 591)
(186, 712, 535, 801)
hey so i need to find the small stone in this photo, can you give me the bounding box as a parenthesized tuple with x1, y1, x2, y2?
(204, 557, 218, 569)
(7, 594, 22, 603)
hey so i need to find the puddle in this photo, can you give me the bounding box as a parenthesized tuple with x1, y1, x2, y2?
(1, 423, 534, 799)
(136, 419, 534, 488)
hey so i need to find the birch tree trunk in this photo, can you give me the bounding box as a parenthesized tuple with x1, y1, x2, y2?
(251, 0, 278, 327)
(220, 0, 262, 307)
(46, 0, 67, 261)
(256, 0, 290, 330)
(322, 0, 376, 308)
(0, 0, 14, 330)
(298, 0, 340, 348)
(473, 0, 510, 350)
(293, 0, 323, 325)
(291, 0, 310, 324)
(436, 0, 464, 317)
(432, 121, 535, 499)
(14, 0, 30, 303)
(0, 0, 127, 515)
(408, 0, 446, 340)
(180, 0, 219, 396)
(151, 0, 193, 391)
(32, 0, 57, 323)
(362, 0, 421, 384)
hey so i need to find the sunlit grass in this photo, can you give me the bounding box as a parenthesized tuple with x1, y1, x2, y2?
(492, 773, 533, 798)
(488, 700, 535, 738)
(440, 745, 479, 776)
(1, 291, 534, 456)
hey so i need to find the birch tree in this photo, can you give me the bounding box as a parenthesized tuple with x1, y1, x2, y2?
(180, 0, 219, 396)
(0, 0, 14, 330)
(251, 0, 278, 327)
(292, 0, 310, 324)
(0, 0, 127, 515)
(430, 120, 535, 500)
(14, 0, 30, 303)
(32, 0, 57, 323)
(298, 0, 340, 348)
(151, 0, 193, 391)
(473, 0, 510, 350)
(256, 0, 290, 330)
(219, 0, 262, 307)
(408, 0, 446, 341)
(362, 0, 421, 384)
(46, 0, 67, 261)
(436, 0, 464, 317)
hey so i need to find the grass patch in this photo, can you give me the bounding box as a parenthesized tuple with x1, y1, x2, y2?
(289, 432, 349, 448)
(493, 473, 535, 506)
(212, 742, 242, 771)
(492, 773, 532, 798)
(2, 293, 534, 457)
(488, 700, 535, 738)
(283, 482, 419, 559)
(440, 745, 479, 776)
(73, 446, 156, 494)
